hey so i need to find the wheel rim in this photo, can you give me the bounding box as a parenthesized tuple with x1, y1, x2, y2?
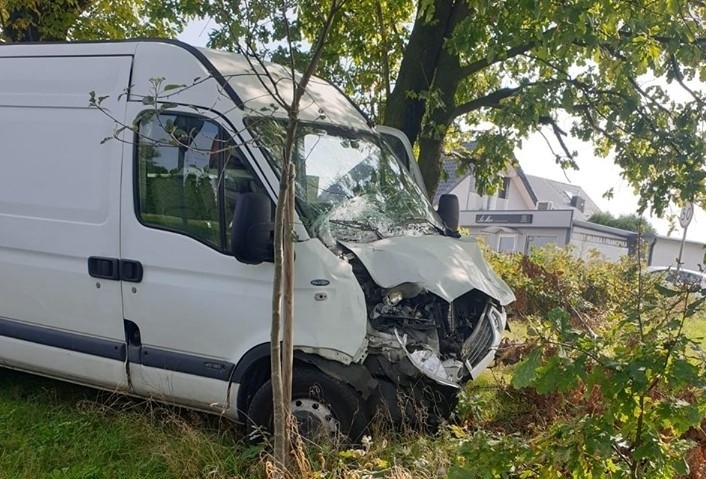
(291, 398, 338, 438)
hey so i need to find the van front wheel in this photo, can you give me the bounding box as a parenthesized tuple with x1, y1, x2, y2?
(246, 368, 369, 443)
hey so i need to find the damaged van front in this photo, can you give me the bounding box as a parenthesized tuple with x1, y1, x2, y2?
(244, 118, 514, 434)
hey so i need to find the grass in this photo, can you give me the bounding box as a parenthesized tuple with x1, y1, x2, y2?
(0, 369, 256, 479)
(0, 319, 536, 478)
(0, 368, 470, 479)
(683, 311, 706, 351)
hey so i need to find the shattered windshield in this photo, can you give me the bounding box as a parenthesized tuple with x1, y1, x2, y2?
(249, 119, 443, 244)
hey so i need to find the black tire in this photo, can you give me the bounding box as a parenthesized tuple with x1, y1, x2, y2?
(246, 368, 369, 444)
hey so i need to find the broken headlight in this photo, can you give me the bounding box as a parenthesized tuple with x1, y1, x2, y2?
(383, 282, 425, 307)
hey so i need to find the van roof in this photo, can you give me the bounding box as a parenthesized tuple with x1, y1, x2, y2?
(198, 47, 371, 129)
(0, 39, 371, 130)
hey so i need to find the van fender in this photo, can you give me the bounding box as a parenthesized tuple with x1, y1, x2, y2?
(293, 352, 377, 400)
(232, 343, 377, 415)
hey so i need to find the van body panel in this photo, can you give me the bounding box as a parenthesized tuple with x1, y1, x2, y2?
(128, 365, 237, 412)
(0, 52, 132, 388)
(342, 236, 516, 304)
(289, 239, 367, 361)
(119, 204, 263, 406)
(0, 40, 513, 429)
(0, 55, 133, 109)
(0, 316, 125, 360)
(119, 95, 275, 407)
(0, 335, 129, 389)
(129, 43, 236, 115)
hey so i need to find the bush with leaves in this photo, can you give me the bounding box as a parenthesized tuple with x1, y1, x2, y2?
(451, 260, 706, 478)
(483, 243, 637, 322)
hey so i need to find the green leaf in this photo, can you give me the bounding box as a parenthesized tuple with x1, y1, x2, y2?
(534, 355, 563, 393)
(163, 83, 186, 92)
(654, 284, 680, 298)
(512, 347, 542, 389)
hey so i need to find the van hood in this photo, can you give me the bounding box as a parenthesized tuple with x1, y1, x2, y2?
(340, 235, 515, 305)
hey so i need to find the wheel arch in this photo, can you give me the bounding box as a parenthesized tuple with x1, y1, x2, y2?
(232, 343, 377, 420)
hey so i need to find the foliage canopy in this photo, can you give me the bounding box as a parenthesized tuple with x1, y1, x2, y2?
(207, 0, 706, 215)
(0, 0, 197, 42)
(588, 211, 657, 234)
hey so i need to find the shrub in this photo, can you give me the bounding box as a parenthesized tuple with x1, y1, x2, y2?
(453, 243, 706, 478)
(483, 243, 637, 322)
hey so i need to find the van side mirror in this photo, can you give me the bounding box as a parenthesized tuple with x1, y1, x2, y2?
(437, 194, 460, 232)
(232, 193, 274, 264)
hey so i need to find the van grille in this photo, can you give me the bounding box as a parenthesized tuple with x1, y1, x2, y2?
(461, 309, 495, 368)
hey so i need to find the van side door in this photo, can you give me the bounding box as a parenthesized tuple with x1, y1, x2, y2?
(120, 109, 275, 412)
(0, 53, 131, 389)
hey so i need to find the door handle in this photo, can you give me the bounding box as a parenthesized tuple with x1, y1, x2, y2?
(87, 257, 143, 282)
(88, 256, 120, 280)
(120, 260, 143, 283)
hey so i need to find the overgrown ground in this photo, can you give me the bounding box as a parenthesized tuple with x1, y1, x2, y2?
(2, 247, 706, 478)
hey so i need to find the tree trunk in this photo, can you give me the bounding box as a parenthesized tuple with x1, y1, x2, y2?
(270, 162, 288, 472)
(270, 115, 300, 472)
(382, 0, 455, 144)
(383, 0, 471, 198)
(282, 161, 296, 437)
(268, 1, 342, 472)
(417, 134, 447, 197)
(415, 4, 467, 197)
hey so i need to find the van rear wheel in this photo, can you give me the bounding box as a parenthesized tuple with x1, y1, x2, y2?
(246, 368, 369, 443)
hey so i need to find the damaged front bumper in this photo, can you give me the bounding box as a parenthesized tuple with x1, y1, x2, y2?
(338, 235, 514, 400)
(393, 302, 507, 388)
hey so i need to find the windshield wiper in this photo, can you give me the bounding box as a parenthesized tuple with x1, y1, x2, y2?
(328, 219, 384, 239)
(395, 217, 447, 236)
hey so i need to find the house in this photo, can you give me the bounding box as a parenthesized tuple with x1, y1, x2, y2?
(649, 236, 705, 271)
(435, 158, 704, 270)
(435, 159, 630, 257)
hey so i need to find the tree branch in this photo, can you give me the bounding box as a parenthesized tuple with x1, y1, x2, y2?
(374, 0, 391, 99)
(669, 53, 705, 107)
(450, 86, 521, 118)
(539, 115, 575, 162)
(460, 41, 535, 77)
(625, 76, 670, 115)
(569, 77, 688, 159)
(459, 27, 557, 78)
(574, 104, 623, 144)
(293, 0, 347, 109)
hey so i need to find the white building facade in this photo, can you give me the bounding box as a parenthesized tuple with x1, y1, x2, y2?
(435, 159, 704, 269)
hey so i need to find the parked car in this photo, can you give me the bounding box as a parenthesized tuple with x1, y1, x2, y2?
(647, 266, 706, 293)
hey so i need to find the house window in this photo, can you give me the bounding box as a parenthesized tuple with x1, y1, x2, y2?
(498, 177, 511, 199)
(498, 235, 516, 252)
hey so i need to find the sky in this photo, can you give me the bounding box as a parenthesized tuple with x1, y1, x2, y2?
(179, 18, 215, 46)
(177, 22, 706, 243)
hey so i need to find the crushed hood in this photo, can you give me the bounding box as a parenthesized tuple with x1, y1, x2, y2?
(341, 235, 515, 305)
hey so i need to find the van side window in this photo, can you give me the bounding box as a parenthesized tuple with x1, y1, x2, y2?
(136, 113, 259, 252)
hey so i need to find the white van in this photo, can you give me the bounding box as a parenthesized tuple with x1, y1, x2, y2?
(0, 40, 514, 439)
